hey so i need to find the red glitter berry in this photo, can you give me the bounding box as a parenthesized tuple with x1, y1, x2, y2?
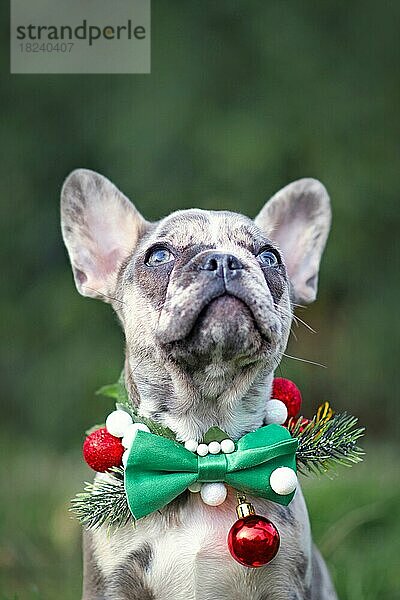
(272, 378, 302, 418)
(83, 427, 124, 472)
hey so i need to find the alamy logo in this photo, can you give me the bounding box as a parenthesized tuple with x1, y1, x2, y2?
(10, 0, 151, 74)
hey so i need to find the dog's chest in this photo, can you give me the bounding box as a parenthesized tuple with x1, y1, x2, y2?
(91, 488, 312, 600)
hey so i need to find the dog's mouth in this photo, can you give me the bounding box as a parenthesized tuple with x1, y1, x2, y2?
(196, 293, 258, 329)
(200, 292, 266, 334)
(157, 285, 280, 348)
(157, 289, 282, 367)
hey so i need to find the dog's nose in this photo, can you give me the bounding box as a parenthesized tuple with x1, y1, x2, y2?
(199, 252, 243, 277)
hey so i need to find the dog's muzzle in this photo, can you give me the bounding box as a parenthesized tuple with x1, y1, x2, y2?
(156, 250, 281, 345)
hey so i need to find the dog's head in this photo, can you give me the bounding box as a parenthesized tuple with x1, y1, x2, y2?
(61, 170, 330, 438)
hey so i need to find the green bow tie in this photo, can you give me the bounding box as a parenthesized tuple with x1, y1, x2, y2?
(124, 424, 298, 520)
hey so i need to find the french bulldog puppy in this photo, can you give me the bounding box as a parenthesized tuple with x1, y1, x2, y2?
(61, 169, 337, 600)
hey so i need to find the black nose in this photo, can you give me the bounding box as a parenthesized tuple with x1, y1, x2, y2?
(199, 252, 243, 277)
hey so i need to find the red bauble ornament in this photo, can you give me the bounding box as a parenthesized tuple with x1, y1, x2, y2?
(83, 427, 124, 472)
(228, 514, 280, 567)
(228, 495, 280, 568)
(272, 377, 302, 419)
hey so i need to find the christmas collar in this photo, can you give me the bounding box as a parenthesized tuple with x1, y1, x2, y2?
(72, 374, 364, 568)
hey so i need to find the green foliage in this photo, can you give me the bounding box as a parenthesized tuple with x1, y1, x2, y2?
(84, 423, 105, 436)
(293, 412, 365, 475)
(139, 418, 176, 440)
(96, 371, 130, 406)
(71, 468, 132, 530)
(203, 427, 230, 444)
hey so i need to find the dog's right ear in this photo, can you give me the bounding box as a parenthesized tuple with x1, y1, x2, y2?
(255, 178, 331, 304)
(61, 169, 148, 301)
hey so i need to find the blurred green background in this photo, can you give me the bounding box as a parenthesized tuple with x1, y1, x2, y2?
(1, 1, 399, 598)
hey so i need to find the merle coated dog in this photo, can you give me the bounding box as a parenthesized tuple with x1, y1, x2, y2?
(61, 169, 337, 599)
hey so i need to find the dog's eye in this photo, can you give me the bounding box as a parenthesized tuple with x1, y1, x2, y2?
(146, 247, 174, 267)
(257, 249, 280, 267)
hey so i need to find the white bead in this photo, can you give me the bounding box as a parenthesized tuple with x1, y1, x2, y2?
(270, 467, 298, 495)
(196, 443, 209, 456)
(105, 410, 133, 438)
(265, 399, 288, 425)
(221, 439, 235, 454)
(200, 482, 227, 506)
(122, 422, 150, 449)
(188, 482, 202, 493)
(122, 449, 130, 467)
(184, 439, 199, 453)
(208, 441, 221, 454)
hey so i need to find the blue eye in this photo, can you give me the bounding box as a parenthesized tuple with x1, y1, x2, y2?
(146, 247, 174, 267)
(257, 249, 280, 267)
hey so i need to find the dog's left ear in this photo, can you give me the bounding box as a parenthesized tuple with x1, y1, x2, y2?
(61, 169, 149, 301)
(255, 178, 331, 304)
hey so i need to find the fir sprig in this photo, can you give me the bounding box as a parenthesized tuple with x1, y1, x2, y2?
(289, 411, 365, 475)
(70, 467, 133, 530)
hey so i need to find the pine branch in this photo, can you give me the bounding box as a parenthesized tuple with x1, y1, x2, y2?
(290, 412, 365, 476)
(70, 467, 133, 530)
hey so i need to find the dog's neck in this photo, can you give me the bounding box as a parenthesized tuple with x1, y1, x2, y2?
(125, 352, 274, 441)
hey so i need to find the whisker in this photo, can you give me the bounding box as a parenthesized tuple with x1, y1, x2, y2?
(126, 350, 153, 383)
(130, 355, 146, 373)
(275, 304, 316, 334)
(275, 305, 292, 320)
(81, 285, 126, 305)
(275, 305, 301, 330)
(271, 355, 285, 378)
(292, 314, 316, 334)
(282, 353, 326, 368)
